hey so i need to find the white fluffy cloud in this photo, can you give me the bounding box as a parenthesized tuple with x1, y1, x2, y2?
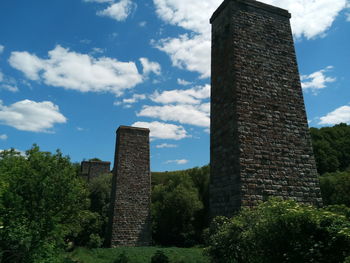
(156, 143, 178, 148)
(0, 45, 4, 54)
(98, 0, 134, 21)
(301, 66, 336, 93)
(140, 57, 161, 76)
(132, 121, 188, 140)
(9, 45, 143, 96)
(0, 99, 67, 132)
(263, 0, 347, 39)
(138, 84, 210, 128)
(319, 105, 350, 125)
(165, 159, 188, 165)
(154, 34, 211, 78)
(0, 134, 7, 140)
(138, 104, 210, 127)
(152, 0, 348, 78)
(150, 84, 210, 104)
(153, 0, 218, 35)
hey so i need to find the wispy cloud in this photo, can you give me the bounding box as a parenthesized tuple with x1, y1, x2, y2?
(156, 143, 178, 148)
(0, 71, 19, 92)
(140, 57, 161, 76)
(301, 66, 335, 94)
(139, 21, 147, 27)
(319, 105, 350, 125)
(177, 78, 192, 86)
(114, 93, 146, 107)
(97, 0, 135, 21)
(150, 84, 210, 105)
(0, 134, 8, 140)
(165, 159, 188, 165)
(0, 45, 4, 54)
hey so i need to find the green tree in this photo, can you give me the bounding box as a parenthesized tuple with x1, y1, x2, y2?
(320, 171, 350, 207)
(310, 123, 350, 174)
(74, 173, 112, 247)
(152, 165, 210, 245)
(207, 199, 350, 263)
(152, 174, 203, 246)
(0, 146, 90, 263)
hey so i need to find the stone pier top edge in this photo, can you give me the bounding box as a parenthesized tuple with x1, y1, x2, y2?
(81, 160, 111, 164)
(210, 0, 291, 23)
(116, 125, 150, 133)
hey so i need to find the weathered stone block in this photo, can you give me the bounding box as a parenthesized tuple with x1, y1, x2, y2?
(80, 160, 110, 180)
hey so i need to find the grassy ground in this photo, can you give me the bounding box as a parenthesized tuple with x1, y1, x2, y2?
(66, 247, 210, 263)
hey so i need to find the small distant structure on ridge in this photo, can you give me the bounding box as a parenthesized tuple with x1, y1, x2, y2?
(80, 159, 111, 181)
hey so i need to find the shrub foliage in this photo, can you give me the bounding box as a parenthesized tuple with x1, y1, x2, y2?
(0, 146, 90, 263)
(207, 199, 350, 263)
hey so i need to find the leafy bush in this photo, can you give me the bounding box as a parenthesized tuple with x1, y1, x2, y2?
(151, 166, 209, 246)
(206, 198, 350, 263)
(87, 233, 103, 248)
(152, 174, 203, 246)
(0, 146, 90, 263)
(74, 173, 112, 247)
(151, 250, 169, 263)
(320, 171, 350, 207)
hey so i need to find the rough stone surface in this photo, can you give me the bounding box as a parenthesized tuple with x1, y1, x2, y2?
(80, 160, 110, 180)
(106, 126, 151, 247)
(210, 0, 323, 218)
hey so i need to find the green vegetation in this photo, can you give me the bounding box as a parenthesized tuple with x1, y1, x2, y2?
(75, 173, 112, 248)
(66, 247, 209, 263)
(206, 198, 350, 263)
(320, 171, 350, 207)
(151, 166, 209, 247)
(0, 146, 90, 263)
(310, 123, 350, 175)
(2, 123, 350, 262)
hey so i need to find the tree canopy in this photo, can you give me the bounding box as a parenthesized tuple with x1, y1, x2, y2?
(0, 146, 90, 263)
(310, 123, 350, 175)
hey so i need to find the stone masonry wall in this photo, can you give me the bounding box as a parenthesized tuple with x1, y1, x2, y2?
(81, 160, 111, 180)
(210, 0, 323, 218)
(107, 126, 151, 247)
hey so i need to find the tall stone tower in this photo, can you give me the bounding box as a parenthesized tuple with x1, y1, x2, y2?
(107, 126, 151, 247)
(210, 0, 322, 218)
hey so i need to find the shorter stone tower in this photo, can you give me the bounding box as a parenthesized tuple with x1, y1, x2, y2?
(80, 160, 110, 180)
(107, 126, 151, 247)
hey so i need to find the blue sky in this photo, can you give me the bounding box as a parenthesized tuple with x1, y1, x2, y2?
(0, 0, 349, 171)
